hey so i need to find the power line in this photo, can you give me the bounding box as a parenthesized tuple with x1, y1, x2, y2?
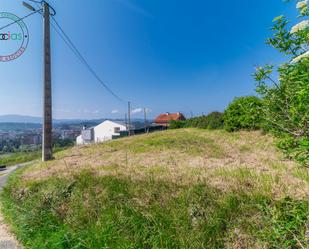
(28, 0, 44, 4)
(50, 16, 127, 103)
(34, 3, 78, 58)
(0, 9, 41, 31)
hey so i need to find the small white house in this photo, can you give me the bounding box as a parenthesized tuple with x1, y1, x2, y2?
(76, 120, 128, 145)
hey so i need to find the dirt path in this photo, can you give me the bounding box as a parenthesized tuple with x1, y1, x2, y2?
(0, 213, 22, 249)
(0, 163, 30, 249)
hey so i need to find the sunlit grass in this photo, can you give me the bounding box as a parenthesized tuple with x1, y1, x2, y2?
(1, 129, 308, 248)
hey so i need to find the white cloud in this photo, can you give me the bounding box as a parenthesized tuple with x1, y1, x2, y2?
(131, 108, 143, 114)
(111, 109, 119, 114)
(145, 108, 152, 113)
(83, 109, 100, 114)
(130, 108, 152, 114)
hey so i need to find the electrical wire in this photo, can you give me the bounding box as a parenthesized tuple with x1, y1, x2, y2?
(0, 9, 42, 31)
(32, 1, 129, 105)
(33, 3, 86, 70)
(50, 16, 127, 103)
(28, 0, 43, 4)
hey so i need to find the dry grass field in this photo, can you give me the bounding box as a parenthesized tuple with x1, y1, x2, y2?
(1, 129, 308, 249)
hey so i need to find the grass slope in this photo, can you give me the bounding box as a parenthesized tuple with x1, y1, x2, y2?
(1, 129, 308, 249)
(0, 151, 41, 167)
(0, 147, 73, 167)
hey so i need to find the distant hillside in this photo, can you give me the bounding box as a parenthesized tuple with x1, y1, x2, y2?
(2, 129, 308, 248)
(0, 122, 41, 132)
(0, 115, 98, 124)
(0, 115, 149, 126)
(0, 115, 41, 123)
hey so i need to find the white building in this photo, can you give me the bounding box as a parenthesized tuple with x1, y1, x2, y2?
(76, 120, 128, 145)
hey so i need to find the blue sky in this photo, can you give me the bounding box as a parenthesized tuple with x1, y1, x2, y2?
(0, 0, 298, 119)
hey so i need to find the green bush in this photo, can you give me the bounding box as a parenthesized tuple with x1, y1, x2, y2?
(276, 135, 309, 166)
(223, 96, 263, 132)
(169, 120, 186, 129)
(204, 112, 224, 129)
(253, 2, 309, 166)
(169, 112, 224, 130)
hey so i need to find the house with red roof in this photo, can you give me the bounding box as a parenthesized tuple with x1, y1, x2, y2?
(154, 112, 186, 126)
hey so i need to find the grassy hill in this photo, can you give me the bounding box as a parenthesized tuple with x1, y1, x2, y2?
(1, 129, 308, 249)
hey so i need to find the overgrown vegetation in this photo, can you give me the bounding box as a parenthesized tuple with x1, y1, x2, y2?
(170, 0, 308, 166)
(0, 150, 40, 166)
(2, 172, 308, 249)
(0, 144, 74, 166)
(170, 111, 224, 130)
(1, 129, 308, 248)
(253, 0, 309, 165)
(223, 96, 263, 132)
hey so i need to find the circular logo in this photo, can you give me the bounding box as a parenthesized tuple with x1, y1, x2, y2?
(0, 12, 29, 62)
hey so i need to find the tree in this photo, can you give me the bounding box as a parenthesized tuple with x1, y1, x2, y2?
(253, 0, 309, 165)
(223, 96, 263, 132)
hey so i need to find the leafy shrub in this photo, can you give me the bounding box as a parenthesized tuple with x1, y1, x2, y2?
(223, 96, 263, 132)
(169, 120, 186, 129)
(205, 112, 224, 129)
(276, 135, 309, 166)
(253, 2, 309, 166)
(169, 112, 224, 130)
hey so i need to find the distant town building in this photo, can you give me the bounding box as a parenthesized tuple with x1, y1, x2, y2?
(61, 130, 80, 140)
(154, 112, 186, 126)
(20, 133, 42, 145)
(76, 120, 129, 145)
(0, 133, 10, 142)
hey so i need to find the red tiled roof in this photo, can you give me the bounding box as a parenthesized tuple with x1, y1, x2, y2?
(155, 113, 186, 124)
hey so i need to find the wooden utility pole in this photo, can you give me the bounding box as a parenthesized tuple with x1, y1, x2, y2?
(128, 101, 131, 136)
(42, 1, 53, 161)
(144, 108, 147, 133)
(125, 113, 128, 129)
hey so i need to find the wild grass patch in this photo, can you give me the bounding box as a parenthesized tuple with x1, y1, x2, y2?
(127, 130, 226, 158)
(1, 170, 308, 249)
(1, 129, 308, 248)
(0, 151, 40, 166)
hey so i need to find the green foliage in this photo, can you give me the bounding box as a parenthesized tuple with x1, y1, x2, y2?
(0, 151, 40, 166)
(256, 197, 309, 249)
(53, 138, 74, 148)
(0, 146, 72, 166)
(266, 15, 306, 56)
(169, 120, 186, 129)
(205, 112, 225, 129)
(169, 112, 224, 130)
(277, 135, 309, 166)
(223, 96, 263, 132)
(253, 1, 309, 165)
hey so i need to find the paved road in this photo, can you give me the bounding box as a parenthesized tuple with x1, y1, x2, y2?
(0, 162, 31, 249)
(0, 165, 23, 189)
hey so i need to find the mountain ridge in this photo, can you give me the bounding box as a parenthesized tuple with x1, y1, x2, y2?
(0, 115, 147, 124)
